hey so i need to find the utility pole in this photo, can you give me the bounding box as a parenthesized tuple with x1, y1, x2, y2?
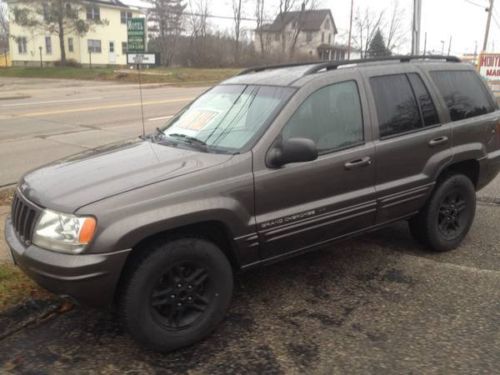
(447, 35, 452, 56)
(483, 0, 495, 52)
(423, 32, 427, 56)
(347, 0, 354, 60)
(412, 0, 422, 55)
(440, 40, 445, 55)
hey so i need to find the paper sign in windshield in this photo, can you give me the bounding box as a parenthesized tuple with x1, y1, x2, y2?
(177, 109, 219, 131)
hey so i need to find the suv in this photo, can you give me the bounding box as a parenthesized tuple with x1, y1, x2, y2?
(5, 56, 500, 351)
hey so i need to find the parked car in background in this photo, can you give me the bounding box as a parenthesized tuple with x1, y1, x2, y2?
(5, 56, 500, 352)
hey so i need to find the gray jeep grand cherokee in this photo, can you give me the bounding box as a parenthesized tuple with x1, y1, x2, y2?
(5, 56, 500, 351)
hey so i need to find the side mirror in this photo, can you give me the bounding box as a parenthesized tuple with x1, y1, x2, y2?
(267, 137, 318, 168)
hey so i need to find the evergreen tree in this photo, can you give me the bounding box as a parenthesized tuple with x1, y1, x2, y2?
(147, 0, 186, 66)
(11, 0, 105, 65)
(368, 29, 391, 58)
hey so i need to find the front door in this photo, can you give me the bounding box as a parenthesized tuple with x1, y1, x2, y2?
(253, 78, 377, 261)
(109, 41, 116, 64)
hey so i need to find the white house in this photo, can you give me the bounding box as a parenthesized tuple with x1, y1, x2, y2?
(255, 8, 350, 61)
(6, 0, 143, 66)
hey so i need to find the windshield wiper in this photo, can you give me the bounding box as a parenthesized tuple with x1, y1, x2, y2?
(167, 133, 207, 149)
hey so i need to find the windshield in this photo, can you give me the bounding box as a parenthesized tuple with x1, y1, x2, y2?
(155, 84, 294, 153)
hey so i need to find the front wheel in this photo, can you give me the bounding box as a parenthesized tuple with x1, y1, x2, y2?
(119, 238, 233, 352)
(409, 174, 476, 252)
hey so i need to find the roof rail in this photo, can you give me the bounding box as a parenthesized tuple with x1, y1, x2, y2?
(237, 55, 461, 77)
(303, 55, 461, 75)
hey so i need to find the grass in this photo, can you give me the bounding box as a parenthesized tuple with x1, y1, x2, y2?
(0, 66, 241, 85)
(0, 263, 53, 311)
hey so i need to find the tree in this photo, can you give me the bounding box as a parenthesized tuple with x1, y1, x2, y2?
(232, 0, 242, 65)
(289, 0, 320, 58)
(385, 0, 407, 53)
(278, 0, 296, 54)
(255, 0, 266, 55)
(11, 0, 105, 65)
(353, 7, 384, 59)
(368, 29, 390, 57)
(0, 0, 9, 52)
(147, 0, 186, 66)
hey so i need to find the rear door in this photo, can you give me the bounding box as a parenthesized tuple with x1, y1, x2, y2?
(362, 66, 453, 224)
(252, 72, 377, 261)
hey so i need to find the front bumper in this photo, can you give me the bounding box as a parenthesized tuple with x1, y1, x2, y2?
(5, 216, 131, 307)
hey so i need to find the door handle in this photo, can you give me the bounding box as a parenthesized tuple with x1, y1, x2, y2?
(344, 156, 372, 170)
(429, 136, 449, 147)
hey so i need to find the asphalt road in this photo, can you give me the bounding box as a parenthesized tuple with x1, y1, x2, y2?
(0, 77, 205, 187)
(1, 203, 500, 374)
(1, 77, 500, 374)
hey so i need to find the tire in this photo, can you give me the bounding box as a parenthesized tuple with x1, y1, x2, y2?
(119, 238, 233, 352)
(408, 174, 476, 252)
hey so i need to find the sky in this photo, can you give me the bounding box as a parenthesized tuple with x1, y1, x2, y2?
(123, 0, 500, 55)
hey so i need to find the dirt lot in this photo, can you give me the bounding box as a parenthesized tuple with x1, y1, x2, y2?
(0, 199, 499, 374)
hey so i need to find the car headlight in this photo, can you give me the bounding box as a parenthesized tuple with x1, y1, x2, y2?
(32, 209, 96, 254)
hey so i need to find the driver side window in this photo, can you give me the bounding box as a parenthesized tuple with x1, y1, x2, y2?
(282, 81, 364, 154)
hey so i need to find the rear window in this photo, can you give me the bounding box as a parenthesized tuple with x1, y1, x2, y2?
(430, 70, 495, 121)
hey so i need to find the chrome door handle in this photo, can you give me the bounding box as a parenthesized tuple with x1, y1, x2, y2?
(429, 136, 449, 147)
(344, 156, 372, 170)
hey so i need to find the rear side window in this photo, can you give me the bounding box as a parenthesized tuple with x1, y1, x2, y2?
(430, 70, 495, 121)
(408, 73, 440, 126)
(370, 74, 421, 137)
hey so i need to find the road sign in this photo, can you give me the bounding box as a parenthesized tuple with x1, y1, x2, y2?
(127, 53, 159, 65)
(127, 18, 146, 53)
(478, 53, 500, 81)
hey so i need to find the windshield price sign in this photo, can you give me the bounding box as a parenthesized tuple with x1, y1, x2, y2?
(127, 18, 146, 53)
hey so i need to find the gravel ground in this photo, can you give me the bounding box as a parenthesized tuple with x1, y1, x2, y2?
(0, 203, 499, 374)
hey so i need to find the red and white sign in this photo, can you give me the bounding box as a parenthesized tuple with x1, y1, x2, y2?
(478, 53, 500, 80)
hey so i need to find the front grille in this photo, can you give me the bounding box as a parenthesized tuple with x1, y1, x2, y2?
(11, 192, 40, 245)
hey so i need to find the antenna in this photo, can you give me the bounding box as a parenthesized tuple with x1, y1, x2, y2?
(137, 61, 146, 138)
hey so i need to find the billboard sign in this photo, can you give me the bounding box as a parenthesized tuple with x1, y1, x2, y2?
(127, 18, 146, 53)
(478, 53, 500, 81)
(127, 53, 159, 65)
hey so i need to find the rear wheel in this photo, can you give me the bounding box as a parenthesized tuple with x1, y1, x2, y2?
(409, 174, 476, 252)
(119, 238, 233, 352)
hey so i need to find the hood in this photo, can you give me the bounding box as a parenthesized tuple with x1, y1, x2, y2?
(20, 140, 233, 212)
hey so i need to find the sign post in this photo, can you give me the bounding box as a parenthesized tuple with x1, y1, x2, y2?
(127, 17, 147, 137)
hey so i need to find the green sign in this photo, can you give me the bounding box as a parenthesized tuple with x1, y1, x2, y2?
(127, 18, 145, 53)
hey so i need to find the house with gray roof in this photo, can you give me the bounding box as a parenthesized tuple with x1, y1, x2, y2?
(255, 7, 344, 60)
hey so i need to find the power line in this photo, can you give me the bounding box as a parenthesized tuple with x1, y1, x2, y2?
(464, 0, 488, 8)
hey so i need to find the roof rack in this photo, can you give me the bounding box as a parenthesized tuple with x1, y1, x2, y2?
(238, 55, 461, 77)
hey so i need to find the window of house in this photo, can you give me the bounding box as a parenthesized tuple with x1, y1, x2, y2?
(121, 11, 133, 24)
(68, 38, 74, 53)
(321, 32, 325, 43)
(306, 32, 313, 42)
(370, 74, 439, 138)
(282, 81, 364, 154)
(109, 41, 115, 53)
(17, 37, 27, 54)
(328, 33, 331, 45)
(122, 42, 128, 54)
(325, 18, 330, 29)
(274, 33, 280, 41)
(430, 70, 495, 121)
(86, 6, 100, 21)
(88, 39, 102, 53)
(45, 36, 52, 54)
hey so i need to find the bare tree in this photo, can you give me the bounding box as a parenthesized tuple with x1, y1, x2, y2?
(278, 0, 296, 54)
(232, 0, 242, 65)
(0, 0, 9, 52)
(289, 0, 321, 58)
(255, 0, 266, 55)
(352, 6, 384, 58)
(185, 0, 208, 66)
(147, 0, 186, 66)
(385, 0, 407, 52)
